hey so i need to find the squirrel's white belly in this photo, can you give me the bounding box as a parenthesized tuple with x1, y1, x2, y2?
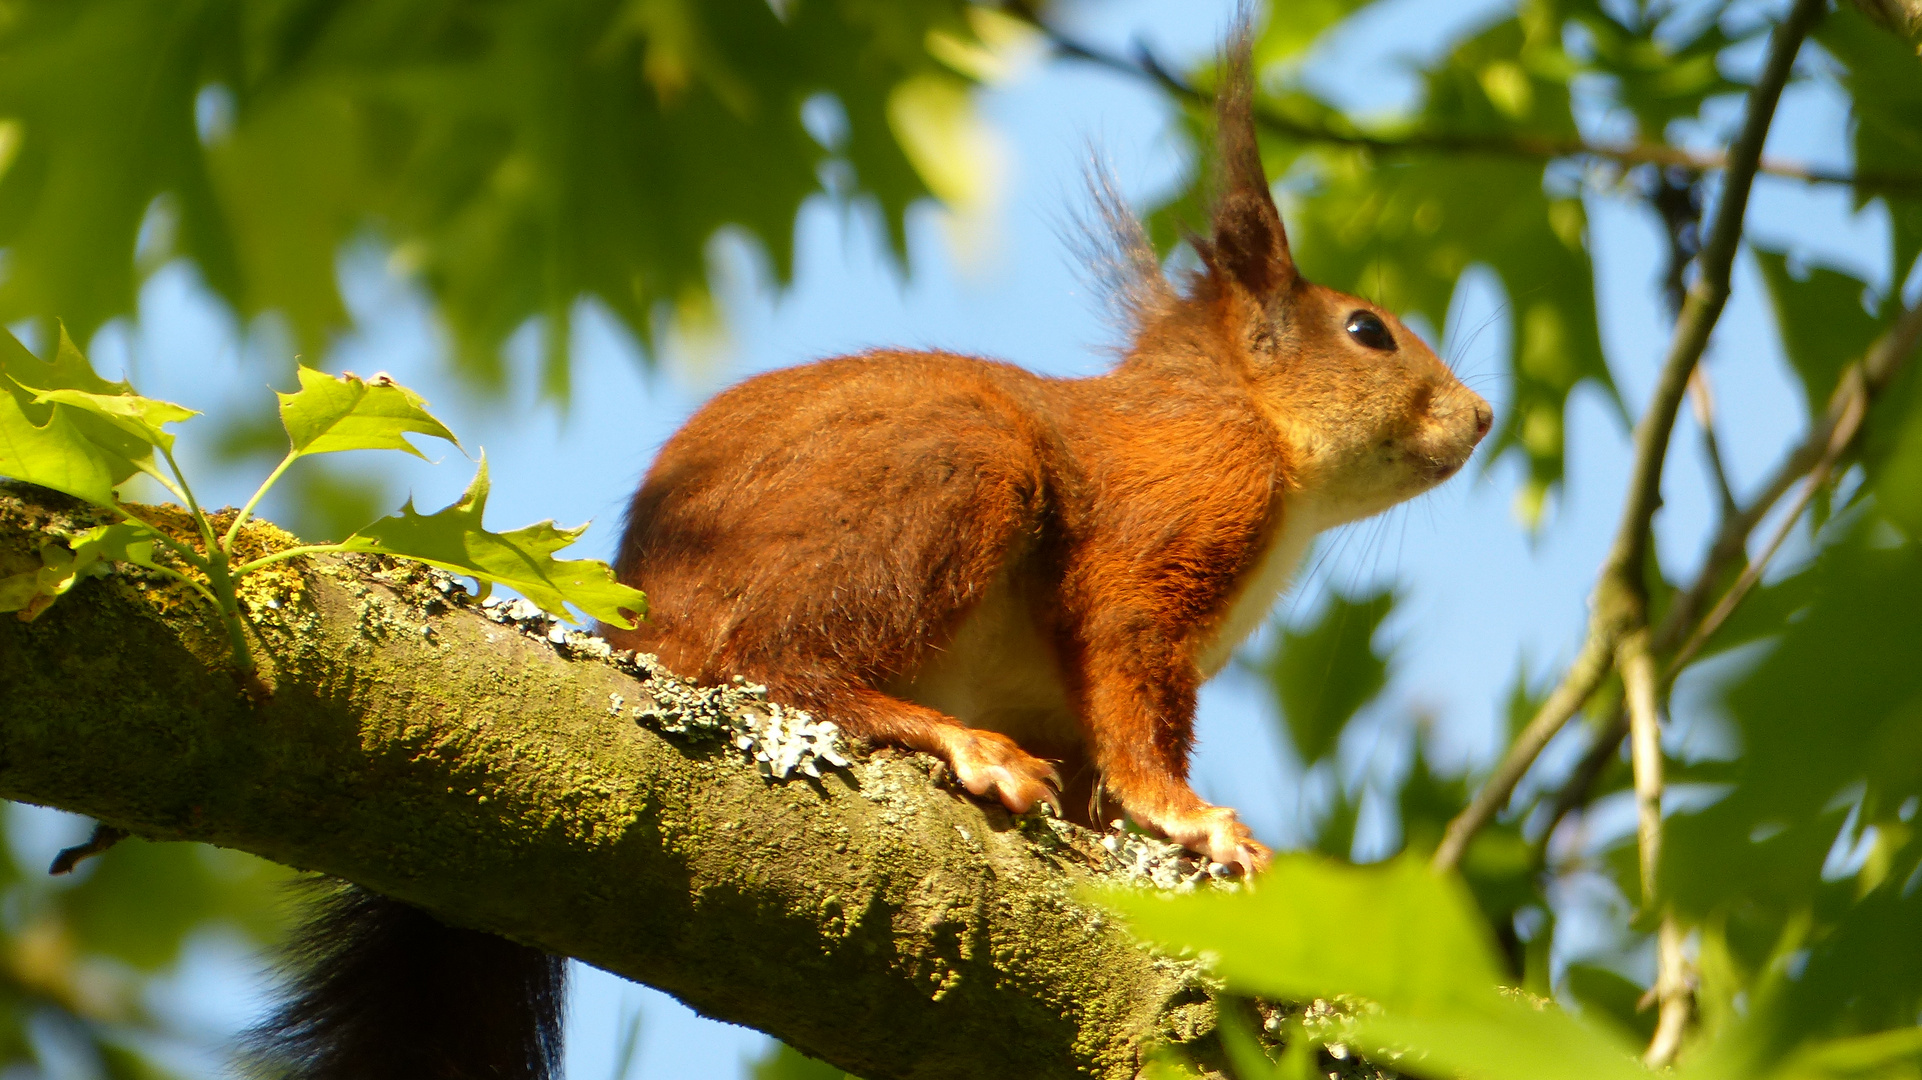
(890, 502, 1327, 739)
(1195, 502, 1326, 677)
(888, 570, 1081, 748)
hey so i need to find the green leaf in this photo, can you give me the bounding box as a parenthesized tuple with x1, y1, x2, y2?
(0, 326, 192, 502)
(1563, 0, 1747, 141)
(0, 387, 120, 505)
(0, 0, 976, 388)
(277, 367, 460, 460)
(1563, 963, 1657, 1045)
(1817, 7, 1922, 283)
(1109, 854, 1506, 1010)
(1253, 0, 1382, 70)
(749, 1041, 860, 1080)
(1103, 854, 1648, 1080)
(0, 523, 160, 619)
(16, 384, 199, 461)
(1751, 246, 1885, 419)
(1660, 511, 1922, 968)
(1249, 585, 1396, 763)
(336, 455, 646, 627)
(64, 837, 288, 972)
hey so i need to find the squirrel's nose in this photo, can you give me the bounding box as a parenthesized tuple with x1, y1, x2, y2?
(1471, 399, 1493, 442)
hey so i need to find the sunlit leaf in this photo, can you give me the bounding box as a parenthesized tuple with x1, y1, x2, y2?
(0, 523, 160, 620)
(0, 326, 186, 502)
(0, 389, 120, 505)
(16, 385, 198, 456)
(0, 0, 983, 389)
(1104, 854, 1648, 1080)
(1109, 854, 1505, 1011)
(277, 367, 459, 460)
(337, 455, 646, 627)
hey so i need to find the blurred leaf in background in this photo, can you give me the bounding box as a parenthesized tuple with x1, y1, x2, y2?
(0, 0, 996, 398)
(749, 1041, 863, 1080)
(0, 808, 288, 1079)
(1247, 585, 1396, 766)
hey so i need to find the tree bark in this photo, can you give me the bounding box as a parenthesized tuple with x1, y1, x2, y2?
(0, 483, 1221, 1080)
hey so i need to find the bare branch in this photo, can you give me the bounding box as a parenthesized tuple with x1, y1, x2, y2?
(1659, 299, 1922, 657)
(1431, 629, 1614, 872)
(1620, 630, 1690, 1066)
(1431, 0, 1824, 873)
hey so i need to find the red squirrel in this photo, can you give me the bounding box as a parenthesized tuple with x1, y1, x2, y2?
(601, 48, 1490, 873)
(257, 31, 1489, 1080)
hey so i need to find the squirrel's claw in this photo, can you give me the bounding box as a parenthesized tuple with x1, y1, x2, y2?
(945, 728, 1061, 816)
(1144, 803, 1272, 877)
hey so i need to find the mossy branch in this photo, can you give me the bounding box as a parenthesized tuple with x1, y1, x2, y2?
(0, 483, 1219, 1080)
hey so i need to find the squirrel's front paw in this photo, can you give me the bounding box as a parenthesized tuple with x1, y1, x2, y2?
(943, 729, 1061, 816)
(1156, 805, 1271, 876)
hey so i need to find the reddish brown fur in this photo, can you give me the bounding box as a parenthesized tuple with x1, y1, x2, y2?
(603, 31, 1491, 872)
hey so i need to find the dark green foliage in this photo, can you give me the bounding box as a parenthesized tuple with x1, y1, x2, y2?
(0, 818, 287, 1078)
(751, 1041, 861, 1080)
(1251, 585, 1395, 764)
(1753, 246, 1889, 418)
(1817, 6, 1922, 282)
(0, 0, 976, 394)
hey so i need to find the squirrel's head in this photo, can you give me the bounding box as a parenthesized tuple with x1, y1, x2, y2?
(1105, 31, 1492, 527)
(1201, 38, 1489, 525)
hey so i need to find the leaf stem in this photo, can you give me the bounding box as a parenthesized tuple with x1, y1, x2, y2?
(110, 505, 206, 568)
(223, 449, 298, 555)
(160, 445, 218, 554)
(229, 543, 347, 577)
(142, 560, 221, 607)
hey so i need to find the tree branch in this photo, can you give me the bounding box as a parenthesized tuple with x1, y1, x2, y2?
(1619, 630, 1689, 1066)
(1431, 0, 1824, 874)
(0, 485, 1218, 1080)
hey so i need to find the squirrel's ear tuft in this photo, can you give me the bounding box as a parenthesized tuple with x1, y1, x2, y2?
(1206, 17, 1296, 298)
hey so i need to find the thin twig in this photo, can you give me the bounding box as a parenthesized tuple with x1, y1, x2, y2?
(1538, 707, 1629, 862)
(1622, 629, 1691, 1065)
(1541, 302, 1922, 846)
(1025, 18, 1922, 193)
(1432, 630, 1614, 870)
(1431, 0, 1823, 874)
(1671, 372, 1865, 672)
(1658, 300, 1922, 656)
(1688, 369, 1740, 518)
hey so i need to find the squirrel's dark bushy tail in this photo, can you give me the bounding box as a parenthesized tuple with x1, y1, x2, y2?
(248, 881, 566, 1080)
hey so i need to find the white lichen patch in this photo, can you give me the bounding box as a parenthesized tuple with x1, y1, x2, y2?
(390, 563, 1235, 889)
(1097, 826, 1234, 892)
(453, 583, 855, 784)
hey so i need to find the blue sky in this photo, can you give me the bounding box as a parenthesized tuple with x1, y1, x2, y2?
(15, 0, 1913, 1075)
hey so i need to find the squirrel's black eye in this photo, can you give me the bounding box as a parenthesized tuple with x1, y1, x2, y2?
(1345, 310, 1396, 352)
